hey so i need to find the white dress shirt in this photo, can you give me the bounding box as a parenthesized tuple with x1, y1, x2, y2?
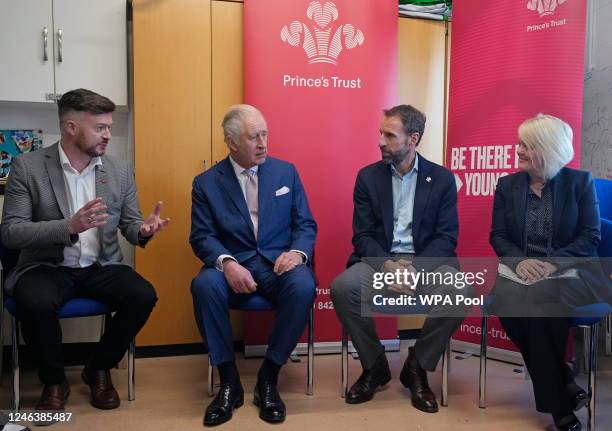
(58, 142, 102, 268)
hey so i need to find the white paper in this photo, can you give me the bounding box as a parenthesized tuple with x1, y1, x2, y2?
(498, 263, 578, 286)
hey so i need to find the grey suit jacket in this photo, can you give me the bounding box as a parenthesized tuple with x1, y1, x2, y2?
(1, 143, 147, 294)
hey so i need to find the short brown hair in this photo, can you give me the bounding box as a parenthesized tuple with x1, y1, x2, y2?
(383, 105, 426, 146)
(57, 88, 115, 121)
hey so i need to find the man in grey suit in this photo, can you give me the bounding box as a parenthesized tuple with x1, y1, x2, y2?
(1, 89, 169, 415)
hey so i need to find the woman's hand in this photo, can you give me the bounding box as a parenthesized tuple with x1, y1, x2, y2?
(516, 259, 557, 284)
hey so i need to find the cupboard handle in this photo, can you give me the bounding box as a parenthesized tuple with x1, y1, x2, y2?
(57, 29, 63, 63)
(42, 27, 48, 61)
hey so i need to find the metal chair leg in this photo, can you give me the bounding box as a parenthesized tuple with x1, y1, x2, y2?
(307, 306, 314, 396)
(479, 314, 488, 409)
(11, 316, 19, 411)
(341, 327, 348, 398)
(441, 340, 450, 407)
(605, 315, 611, 356)
(583, 325, 590, 375)
(584, 324, 597, 431)
(128, 339, 135, 401)
(207, 355, 214, 397)
(0, 300, 4, 387)
(100, 314, 107, 340)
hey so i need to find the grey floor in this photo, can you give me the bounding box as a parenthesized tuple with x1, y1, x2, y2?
(1, 340, 610, 430)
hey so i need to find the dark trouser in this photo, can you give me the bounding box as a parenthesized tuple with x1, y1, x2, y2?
(330, 261, 471, 371)
(191, 255, 316, 367)
(14, 264, 157, 385)
(499, 316, 573, 415)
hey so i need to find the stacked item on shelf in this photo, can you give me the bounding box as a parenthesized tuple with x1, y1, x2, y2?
(399, 0, 452, 21)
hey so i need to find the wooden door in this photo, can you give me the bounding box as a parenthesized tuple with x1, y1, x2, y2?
(133, 0, 212, 345)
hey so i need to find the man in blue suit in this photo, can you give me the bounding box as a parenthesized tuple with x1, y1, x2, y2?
(331, 105, 470, 412)
(190, 105, 317, 426)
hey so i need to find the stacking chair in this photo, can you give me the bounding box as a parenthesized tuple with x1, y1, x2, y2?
(594, 178, 612, 356)
(478, 299, 612, 431)
(0, 241, 136, 410)
(206, 294, 314, 396)
(340, 302, 452, 407)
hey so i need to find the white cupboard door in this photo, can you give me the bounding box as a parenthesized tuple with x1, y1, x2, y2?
(53, 0, 127, 105)
(0, 0, 55, 102)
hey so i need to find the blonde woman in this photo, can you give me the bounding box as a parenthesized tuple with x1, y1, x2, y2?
(489, 114, 610, 431)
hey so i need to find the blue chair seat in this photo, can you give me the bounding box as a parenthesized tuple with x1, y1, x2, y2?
(4, 297, 112, 319)
(573, 303, 612, 326)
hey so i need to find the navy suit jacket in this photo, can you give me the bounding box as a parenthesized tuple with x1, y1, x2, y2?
(347, 154, 459, 272)
(190, 156, 317, 269)
(490, 168, 601, 269)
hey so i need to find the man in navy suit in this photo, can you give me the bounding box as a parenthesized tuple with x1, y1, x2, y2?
(331, 105, 471, 412)
(190, 105, 317, 426)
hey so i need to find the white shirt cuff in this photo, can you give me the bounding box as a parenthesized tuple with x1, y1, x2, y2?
(290, 249, 308, 264)
(216, 254, 237, 271)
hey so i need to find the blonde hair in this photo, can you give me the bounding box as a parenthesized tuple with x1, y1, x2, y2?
(518, 113, 574, 180)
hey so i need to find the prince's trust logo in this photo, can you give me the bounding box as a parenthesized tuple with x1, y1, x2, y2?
(527, 0, 567, 17)
(280, 1, 365, 65)
(526, 0, 569, 32)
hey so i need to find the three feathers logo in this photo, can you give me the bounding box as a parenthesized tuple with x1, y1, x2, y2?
(527, 0, 567, 17)
(280, 1, 365, 65)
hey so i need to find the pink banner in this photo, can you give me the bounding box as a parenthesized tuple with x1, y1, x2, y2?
(244, 0, 398, 346)
(447, 0, 586, 349)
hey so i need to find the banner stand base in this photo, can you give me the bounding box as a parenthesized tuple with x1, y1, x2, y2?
(451, 339, 523, 365)
(245, 339, 400, 357)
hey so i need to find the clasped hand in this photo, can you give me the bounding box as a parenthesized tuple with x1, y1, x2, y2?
(516, 259, 557, 284)
(382, 259, 417, 295)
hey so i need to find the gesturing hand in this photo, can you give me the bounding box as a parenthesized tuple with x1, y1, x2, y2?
(139, 201, 171, 238)
(68, 198, 108, 235)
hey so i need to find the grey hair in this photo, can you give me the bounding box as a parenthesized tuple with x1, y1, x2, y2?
(222, 104, 264, 142)
(518, 113, 574, 180)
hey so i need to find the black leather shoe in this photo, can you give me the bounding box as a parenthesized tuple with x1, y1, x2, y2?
(563, 365, 589, 412)
(204, 382, 244, 427)
(253, 381, 286, 423)
(345, 353, 391, 404)
(567, 383, 589, 411)
(399, 347, 439, 413)
(554, 413, 582, 431)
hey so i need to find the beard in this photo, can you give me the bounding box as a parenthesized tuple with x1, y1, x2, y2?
(75, 133, 106, 158)
(381, 146, 410, 167)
